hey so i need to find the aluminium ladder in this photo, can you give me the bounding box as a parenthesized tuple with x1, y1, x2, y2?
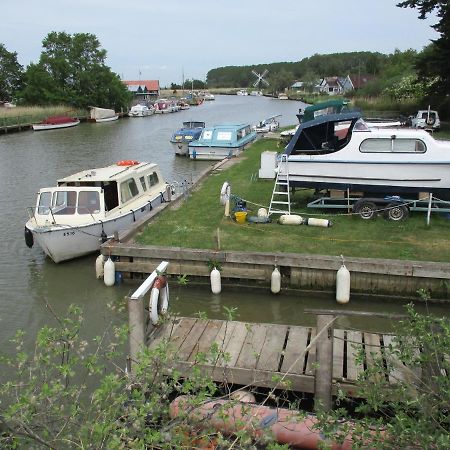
(269, 154, 291, 215)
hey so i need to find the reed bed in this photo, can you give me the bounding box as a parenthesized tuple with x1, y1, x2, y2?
(0, 105, 87, 127)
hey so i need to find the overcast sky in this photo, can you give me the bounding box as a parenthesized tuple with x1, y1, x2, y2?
(2, 0, 438, 86)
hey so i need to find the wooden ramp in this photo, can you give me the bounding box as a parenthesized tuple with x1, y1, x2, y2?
(147, 317, 417, 397)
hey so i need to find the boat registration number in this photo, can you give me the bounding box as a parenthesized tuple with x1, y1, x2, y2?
(63, 231, 75, 236)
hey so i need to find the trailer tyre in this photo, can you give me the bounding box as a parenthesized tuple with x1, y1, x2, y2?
(353, 200, 377, 220)
(383, 203, 409, 221)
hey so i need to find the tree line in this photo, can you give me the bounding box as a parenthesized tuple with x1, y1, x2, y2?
(0, 1, 448, 115)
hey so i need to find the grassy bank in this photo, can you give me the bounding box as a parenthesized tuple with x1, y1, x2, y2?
(0, 105, 87, 127)
(137, 139, 450, 263)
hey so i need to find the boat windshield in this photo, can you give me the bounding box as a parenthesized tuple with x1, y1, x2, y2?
(36, 189, 102, 216)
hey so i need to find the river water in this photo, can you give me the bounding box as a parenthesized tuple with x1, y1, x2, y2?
(0, 95, 447, 353)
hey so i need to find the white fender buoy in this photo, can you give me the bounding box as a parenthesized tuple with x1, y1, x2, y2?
(271, 266, 281, 294)
(103, 257, 115, 287)
(210, 267, 221, 294)
(257, 208, 268, 218)
(95, 254, 104, 279)
(305, 217, 333, 227)
(220, 182, 231, 206)
(279, 214, 303, 225)
(336, 260, 350, 304)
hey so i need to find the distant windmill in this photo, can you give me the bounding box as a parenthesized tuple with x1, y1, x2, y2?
(252, 69, 270, 88)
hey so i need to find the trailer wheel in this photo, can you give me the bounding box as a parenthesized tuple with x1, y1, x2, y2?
(353, 200, 377, 220)
(384, 203, 409, 221)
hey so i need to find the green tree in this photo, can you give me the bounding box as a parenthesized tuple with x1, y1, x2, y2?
(397, 1, 450, 115)
(0, 43, 23, 101)
(20, 32, 131, 109)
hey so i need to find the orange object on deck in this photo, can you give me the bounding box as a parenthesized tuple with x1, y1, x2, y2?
(116, 160, 140, 166)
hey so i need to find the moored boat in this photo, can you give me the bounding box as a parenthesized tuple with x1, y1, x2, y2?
(24, 161, 169, 263)
(188, 123, 257, 160)
(128, 104, 154, 117)
(90, 107, 118, 123)
(32, 116, 80, 131)
(254, 114, 281, 133)
(170, 121, 206, 156)
(154, 99, 179, 114)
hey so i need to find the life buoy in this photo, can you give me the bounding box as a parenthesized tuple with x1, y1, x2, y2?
(149, 276, 169, 325)
(117, 160, 140, 166)
(220, 182, 231, 205)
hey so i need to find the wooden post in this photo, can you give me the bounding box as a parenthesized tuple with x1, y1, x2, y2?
(314, 314, 334, 412)
(128, 295, 146, 373)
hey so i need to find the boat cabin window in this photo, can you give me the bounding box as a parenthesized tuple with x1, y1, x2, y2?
(360, 138, 426, 153)
(217, 131, 232, 141)
(148, 172, 159, 187)
(120, 178, 139, 203)
(37, 191, 52, 215)
(201, 130, 213, 140)
(77, 191, 100, 214)
(139, 176, 147, 191)
(53, 191, 77, 215)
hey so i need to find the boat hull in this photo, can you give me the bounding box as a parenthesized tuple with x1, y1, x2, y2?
(95, 115, 118, 123)
(170, 141, 189, 156)
(26, 196, 164, 263)
(32, 120, 80, 131)
(282, 160, 450, 197)
(188, 145, 246, 160)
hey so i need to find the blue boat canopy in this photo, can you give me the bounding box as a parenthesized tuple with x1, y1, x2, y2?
(284, 111, 362, 156)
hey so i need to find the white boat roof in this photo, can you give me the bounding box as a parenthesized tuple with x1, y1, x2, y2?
(57, 162, 159, 184)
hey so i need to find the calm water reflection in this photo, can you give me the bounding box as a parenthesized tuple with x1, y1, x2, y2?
(0, 95, 447, 352)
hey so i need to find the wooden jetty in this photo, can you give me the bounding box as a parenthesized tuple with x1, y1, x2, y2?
(146, 316, 409, 403)
(127, 262, 426, 411)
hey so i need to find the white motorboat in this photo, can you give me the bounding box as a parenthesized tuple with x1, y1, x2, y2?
(254, 115, 281, 133)
(32, 116, 80, 131)
(90, 107, 118, 123)
(281, 111, 450, 198)
(128, 104, 154, 117)
(24, 161, 169, 263)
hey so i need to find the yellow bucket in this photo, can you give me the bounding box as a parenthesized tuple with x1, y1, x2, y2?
(235, 211, 247, 224)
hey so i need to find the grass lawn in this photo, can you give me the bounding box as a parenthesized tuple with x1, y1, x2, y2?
(137, 138, 450, 263)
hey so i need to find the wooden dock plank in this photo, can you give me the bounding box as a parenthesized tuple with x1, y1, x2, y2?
(333, 329, 345, 380)
(305, 328, 317, 375)
(218, 321, 249, 367)
(187, 319, 223, 362)
(236, 323, 269, 370)
(148, 317, 195, 351)
(346, 331, 364, 381)
(383, 334, 407, 384)
(256, 324, 289, 372)
(281, 326, 309, 374)
(364, 333, 383, 382)
(177, 320, 209, 361)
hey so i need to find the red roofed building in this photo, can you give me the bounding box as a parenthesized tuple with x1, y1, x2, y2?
(122, 80, 160, 101)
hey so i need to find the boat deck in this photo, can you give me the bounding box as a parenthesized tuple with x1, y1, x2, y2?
(147, 317, 419, 396)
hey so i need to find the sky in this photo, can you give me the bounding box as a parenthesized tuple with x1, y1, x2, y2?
(2, 0, 439, 87)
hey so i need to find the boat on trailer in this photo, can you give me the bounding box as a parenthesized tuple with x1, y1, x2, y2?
(24, 161, 169, 263)
(188, 123, 257, 160)
(281, 111, 450, 199)
(32, 116, 80, 131)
